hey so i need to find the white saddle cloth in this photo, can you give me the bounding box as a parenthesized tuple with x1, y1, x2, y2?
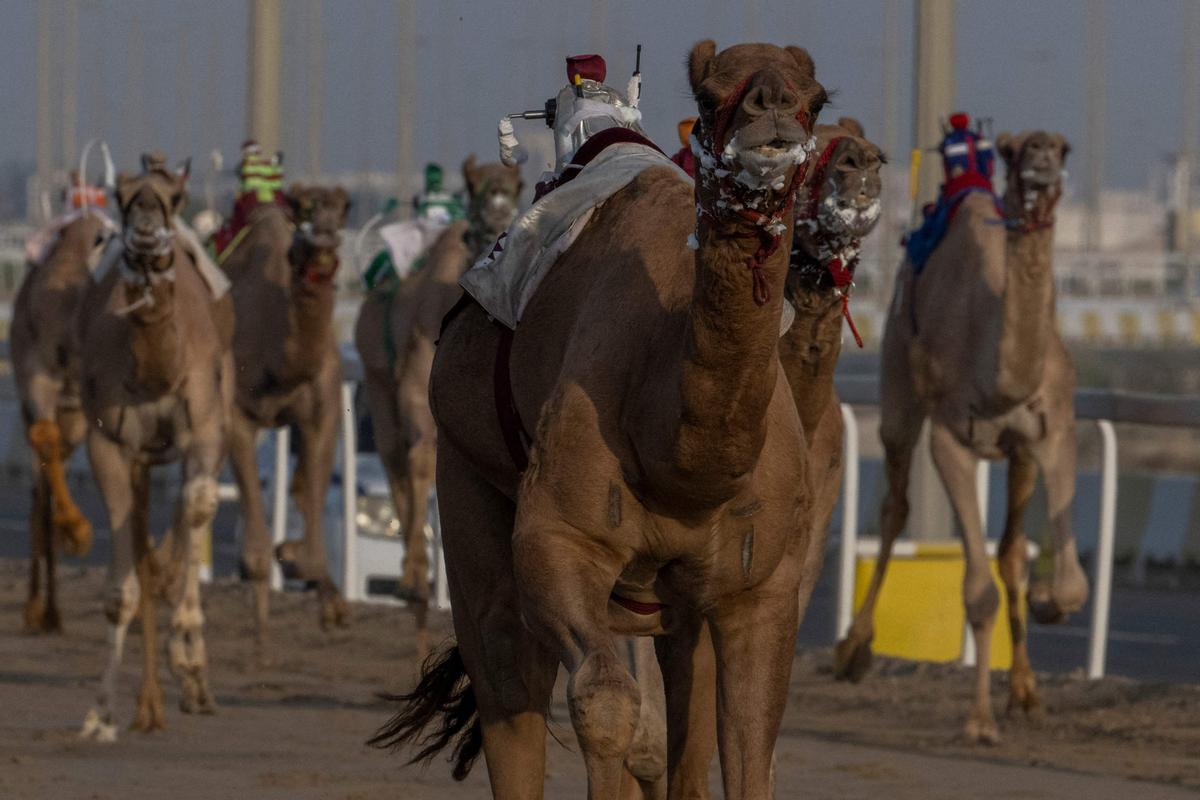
(459, 142, 689, 329)
(92, 216, 230, 300)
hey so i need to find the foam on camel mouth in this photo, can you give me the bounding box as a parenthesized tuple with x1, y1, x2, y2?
(816, 193, 882, 238)
(724, 133, 816, 192)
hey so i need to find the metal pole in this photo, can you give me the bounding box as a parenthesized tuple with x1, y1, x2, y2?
(307, 0, 323, 178)
(396, 0, 416, 210)
(835, 404, 860, 640)
(1083, 0, 1106, 252)
(271, 427, 290, 591)
(912, 0, 955, 210)
(340, 382, 358, 602)
(1088, 420, 1117, 679)
(1180, 2, 1199, 255)
(430, 489, 450, 610)
(61, 0, 79, 176)
(247, 0, 283, 152)
(35, 2, 53, 221)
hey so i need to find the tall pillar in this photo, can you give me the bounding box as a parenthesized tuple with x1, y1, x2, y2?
(35, 2, 53, 220)
(396, 0, 416, 210)
(247, 0, 283, 152)
(911, 0, 955, 212)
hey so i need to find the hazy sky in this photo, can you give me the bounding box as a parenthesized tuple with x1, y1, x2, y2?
(0, 0, 1194, 206)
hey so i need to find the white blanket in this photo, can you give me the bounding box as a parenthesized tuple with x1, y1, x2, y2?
(459, 142, 689, 329)
(377, 218, 447, 280)
(91, 216, 230, 300)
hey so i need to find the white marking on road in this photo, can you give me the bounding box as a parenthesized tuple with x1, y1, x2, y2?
(1031, 626, 1180, 646)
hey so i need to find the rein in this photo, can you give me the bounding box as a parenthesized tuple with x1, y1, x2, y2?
(791, 135, 865, 348)
(692, 77, 813, 307)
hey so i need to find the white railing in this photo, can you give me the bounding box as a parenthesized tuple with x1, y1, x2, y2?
(834, 381, 1200, 679)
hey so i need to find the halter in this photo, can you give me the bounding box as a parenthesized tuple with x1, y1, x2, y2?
(791, 135, 864, 348)
(116, 185, 178, 317)
(692, 75, 814, 306)
(292, 221, 342, 287)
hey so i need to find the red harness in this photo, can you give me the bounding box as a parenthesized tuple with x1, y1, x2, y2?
(694, 76, 812, 307)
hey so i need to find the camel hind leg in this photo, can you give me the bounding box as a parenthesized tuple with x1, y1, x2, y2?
(29, 418, 92, 556)
(23, 470, 60, 633)
(228, 407, 272, 656)
(129, 462, 166, 732)
(167, 472, 219, 715)
(1028, 423, 1089, 624)
(928, 423, 1000, 744)
(997, 451, 1041, 717)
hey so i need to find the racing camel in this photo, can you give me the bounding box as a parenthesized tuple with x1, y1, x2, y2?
(376, 41, 829, 798)
(836, 130, 1088, 744)
(77, 162, 233, 738)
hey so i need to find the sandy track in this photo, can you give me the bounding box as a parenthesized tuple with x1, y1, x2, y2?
(1, 561, 1196, 799)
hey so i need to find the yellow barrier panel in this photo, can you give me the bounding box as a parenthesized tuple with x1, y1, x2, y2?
(1118, 311, 1140, 345)
(1157, 310, 1177, 342)
(1081, 310, 1102, 343)
(853, 542, 1023, 669)
(1192, 310, 1200, 345)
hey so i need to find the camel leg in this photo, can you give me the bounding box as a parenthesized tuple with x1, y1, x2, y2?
(437, 441, 557, 797)
(834, 401, 923, 681)
(28, 417, 92, 557)
(998, 450, 1040, 716)
(707, 560, 802, 799)
(620, 637, 668, 800)
(23, 470, 53, 633)
(279, 402, 348, 629)
(361, 370, 411, 531)
(1028, 424, 1089, 624)
(397, 420, 434, 604)
(80, 429, 140, 742)
(128, 462, 166, 732)
(512, 510, 638, 799)
(228, 407, 272, 654)
(654, 612, 715, 799)
(928, 423, 1000, 744)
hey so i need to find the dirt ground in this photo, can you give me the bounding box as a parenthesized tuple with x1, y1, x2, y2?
(1, 561, 1197, 799)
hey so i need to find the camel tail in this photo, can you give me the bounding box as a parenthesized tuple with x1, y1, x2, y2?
(367, 643, 482, 781)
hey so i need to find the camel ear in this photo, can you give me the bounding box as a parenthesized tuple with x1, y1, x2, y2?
(176, 157, 191, 180)
(333, 186, 352, 219)
(785, 46, 816, 79)
(837, 117, 865, 138)
(168, 174, 188, 216)
(688, 40, 717, 92)
(462, 155, 479, 195)
(1055, 134, 1072, 163)
(115, 173, 138, 212)
(995, 132, 1017, 165)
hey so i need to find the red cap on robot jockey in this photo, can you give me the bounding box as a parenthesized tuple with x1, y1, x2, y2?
(566, 54, 606, 84)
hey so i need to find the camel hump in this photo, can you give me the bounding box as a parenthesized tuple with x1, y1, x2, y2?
(836, 117, 865, 138)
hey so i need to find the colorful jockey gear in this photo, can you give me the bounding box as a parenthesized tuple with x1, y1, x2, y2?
(237, 140, 285, 203)
(676, 117, 697, 148)
(670, 118, 698, 177)
(551, 54, 644, 172)
(566, 53, 607, 84)
(67, 181, 107, 209)
(904, 111, 1001, 273)
(413, 162, 465, 225)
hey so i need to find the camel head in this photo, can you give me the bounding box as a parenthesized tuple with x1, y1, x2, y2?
(114, 161, 189, 319)
(287, 184, 350, 286)
(790, 118, 885, 294)
(997, 130, 1070, 228)
(688, 40, 826, 215)
(462, 155, 522, 242)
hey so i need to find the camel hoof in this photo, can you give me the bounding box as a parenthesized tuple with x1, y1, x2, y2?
(1028, 574, 1088, 625)
(965, 713, 1001, 745)
(1006, 673, 1043, 719)
(80, 709, 118, 743)
(393, 581, 429, 605)
(55, 514, 93, 557)
(180, 694, 218, 716)
(132, 692, 166, 733)
(319, 591, 351, 630)
(833, 636, 873, 683)
(239, 555, 271, 582)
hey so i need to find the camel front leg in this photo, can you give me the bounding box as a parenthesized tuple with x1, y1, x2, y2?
(23, 471, 54, 633)
(998, 451, 1040, 716)
(28, 417, 92, 557)
(513, 519, 639, 800)
(80, 428, 140, 741)
(707, 562, 801, 800)
(654, 612, 715, 800)
(227, 406, 272, 653)
(928, 423, 1000, 744)
(397, 415, 435, 604)
(129, 462, 166, 732)
(1028, 424, 1089, 624)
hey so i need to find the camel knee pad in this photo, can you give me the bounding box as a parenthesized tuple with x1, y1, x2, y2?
(183, 477, 219, 526)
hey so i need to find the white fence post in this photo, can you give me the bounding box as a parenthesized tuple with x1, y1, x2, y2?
(836, 404, 859, 640)
(1088, 419, 1118, 679)
(340, 382, 359, 603)
(270, 426, 290, 591)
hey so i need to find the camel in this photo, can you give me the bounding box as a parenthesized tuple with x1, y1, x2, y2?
(354, 157, 521, 649)
(834, 130, 1088, 744)
(373, 41, 828, 798)
(781, 116, 885, 608)
(76, 163, 234, 739)
(221, 185, 351, 646)
(11, 212, 112, 632)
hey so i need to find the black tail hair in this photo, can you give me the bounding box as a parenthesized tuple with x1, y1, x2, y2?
(367, 644, 482, 781)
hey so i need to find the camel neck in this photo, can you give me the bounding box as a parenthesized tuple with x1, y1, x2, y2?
(665, 218, 791, 506)
(128, 296, 182, 396)
(779, 281, 843, 434)
(995, 222, 1056, 405)
(280, 275, 335, 384)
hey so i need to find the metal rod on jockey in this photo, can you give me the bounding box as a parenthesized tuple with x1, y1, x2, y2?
(340, 382, 358, 603)
(1088, 420, 1118, 679)
(270, 426, 289, 592)
(429, 488, 450, 611)
(835, 404, 860, 640)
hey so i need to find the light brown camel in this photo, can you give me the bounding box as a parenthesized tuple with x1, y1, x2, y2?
(221, 185, 350, 646)
(354, 157, 521, 632)
(11, 212, 111, 632)
(835, 130, 1088, 744)
(76, 163, 234, 739)
(373, 41, 827, 798)
(781, 116, 885, 610)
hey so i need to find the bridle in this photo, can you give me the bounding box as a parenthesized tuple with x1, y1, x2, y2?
(292, 216, 342, 287)
(1006, 138, 1062, 233)
(692, 75, 815, 306)
(116, 186, 178, 317)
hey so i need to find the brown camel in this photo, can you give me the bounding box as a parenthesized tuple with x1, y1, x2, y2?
(11, 212, 111, 632)
(221, 185, 350, 646)
(781, 116, 885, 609)
(354, 157, 521, 632)
(373, 41, 828, 798)
(76, 163, 234, 739)
(835, 130, 1089, 744)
